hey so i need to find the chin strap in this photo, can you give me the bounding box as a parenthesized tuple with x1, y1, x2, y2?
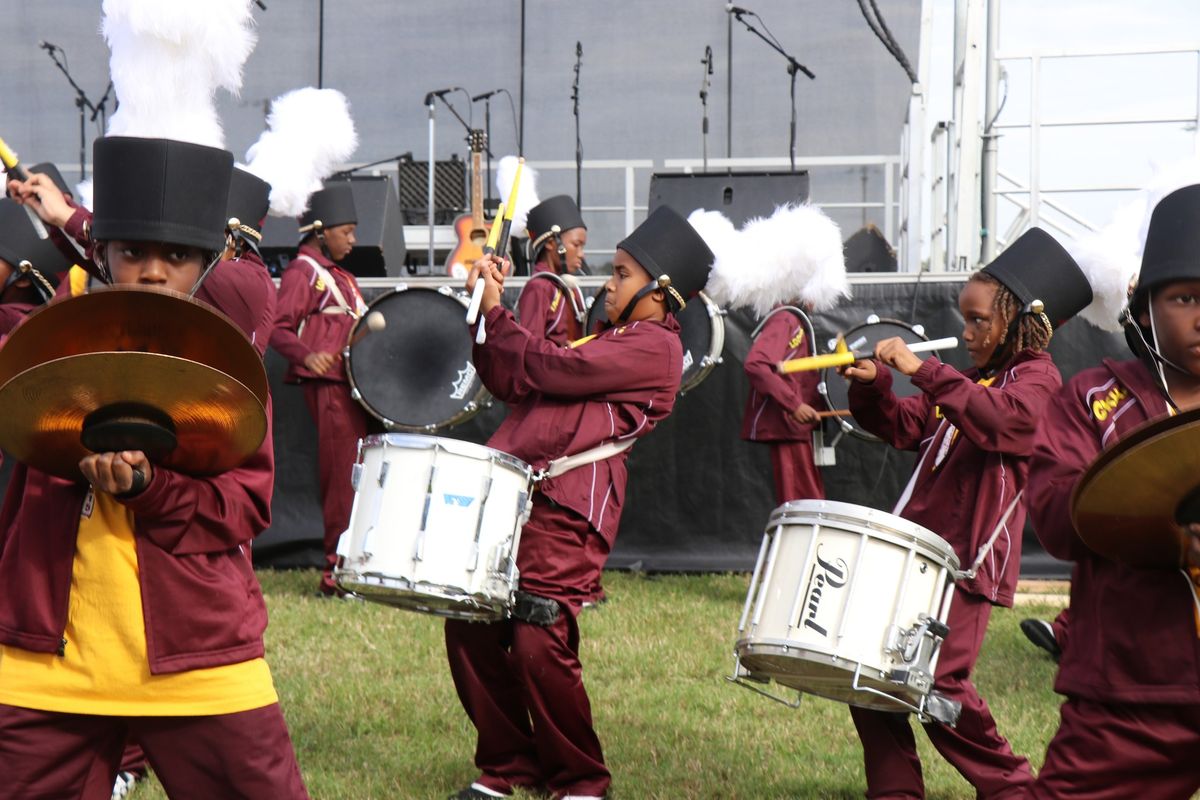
(616, 274, 687, 324)
(1122, 295, 1183, 413)
(15, 260, 56, 303)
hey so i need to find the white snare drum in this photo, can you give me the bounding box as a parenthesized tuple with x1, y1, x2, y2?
(334, 434, 533, 621)
(732, 500, 962, 725)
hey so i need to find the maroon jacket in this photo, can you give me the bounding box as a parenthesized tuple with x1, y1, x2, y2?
(741, 309, 823, 441)
(269, 244, 363, 383)
(474, 305, 681, 545)
(516, 264, 585, 345)
(201, 250, 277, 359)
(848, 350, 1062, 606)
(1029, 358, 1200, 704)
(0, 302, 34, 336)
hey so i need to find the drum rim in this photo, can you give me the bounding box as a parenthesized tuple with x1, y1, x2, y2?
(766, 498, 960, 569)
(679, 290, 725, 394)
(346, 286, 492, 431)
(817, 318, 933, 443)
(359, 432, 534, 480)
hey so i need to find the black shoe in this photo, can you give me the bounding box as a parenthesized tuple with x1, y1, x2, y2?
(1020, 618, 1062, 662)
(448, 787, 509, 800)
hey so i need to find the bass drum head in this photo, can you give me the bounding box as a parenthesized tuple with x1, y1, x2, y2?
(346, 287, 488, 431)
(585, 287, 723, 395)
(820, 319, 935, 442)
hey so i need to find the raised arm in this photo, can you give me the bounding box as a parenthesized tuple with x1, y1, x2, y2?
(847, 363, 934, 451)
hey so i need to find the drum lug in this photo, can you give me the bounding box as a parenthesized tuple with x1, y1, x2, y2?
(436, 285, 452, 296)
(465, 401, 478, 413)
(912, 324, 926, 336)
(350, 386, 362, 401)
(351, 463, 363, 492)
(866, 313, 880, 324)
(378, 460, 390, 488)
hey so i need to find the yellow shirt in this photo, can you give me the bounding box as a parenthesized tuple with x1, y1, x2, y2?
(0, 490, 277, 715)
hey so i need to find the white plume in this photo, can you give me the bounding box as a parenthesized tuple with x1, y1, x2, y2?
(707, 203, 848, 317)
(244, 88, 359, 217)
(101, 0, 258, 148)
(497, 156, 539, 235)
(1065, 156, 1200, 331)
(685, 209, 741, 301)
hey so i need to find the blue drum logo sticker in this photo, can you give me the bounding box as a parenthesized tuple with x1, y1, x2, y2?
(443, 494, 475, 508)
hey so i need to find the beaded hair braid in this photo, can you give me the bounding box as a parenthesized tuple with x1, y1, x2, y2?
(967, 271, 1053, 353)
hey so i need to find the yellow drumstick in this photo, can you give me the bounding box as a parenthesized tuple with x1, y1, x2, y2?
(484, 201, 506, 253)
(778, 337, 959, 374)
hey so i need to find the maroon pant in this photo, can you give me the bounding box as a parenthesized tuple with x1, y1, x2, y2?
(769, 440, 825, 505)
(0, 703, 309, 800)
(302, 380, 369, 591)
(1051, 607, 1070, 653)
(1025, 696, 1200, 799)
(444, 495, 611, 798)
(850, 588, 1032, 799)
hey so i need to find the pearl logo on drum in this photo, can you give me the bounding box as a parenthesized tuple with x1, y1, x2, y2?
(799, 547, 849, 637)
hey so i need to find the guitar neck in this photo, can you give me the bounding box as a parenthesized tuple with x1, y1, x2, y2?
(470, 149, 484, 230)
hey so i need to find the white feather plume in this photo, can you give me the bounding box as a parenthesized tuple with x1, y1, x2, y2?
(243, 88, 359, 217)
(1064, 156, 1200, 331)
(685, 208, 740, 300)
(706, 203, 848, 317)
(101, 0, 258, 148)
(496, 156, 539, 235)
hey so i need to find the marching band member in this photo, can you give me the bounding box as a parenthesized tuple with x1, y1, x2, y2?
(444, 206, 717, 800)
(732, 204, 849, 504)
(1024, 183, 1200, 798)
(0, 135, 309, 800)
(517, 194, 589, 344)
(270, 180, 372, 597)
(840, 228, 1092, 799)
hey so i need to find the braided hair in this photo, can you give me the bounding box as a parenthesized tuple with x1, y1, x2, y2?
(967, 271, 1053, 354)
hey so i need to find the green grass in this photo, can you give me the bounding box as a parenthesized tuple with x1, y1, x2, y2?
(132, 570, 1066, 800)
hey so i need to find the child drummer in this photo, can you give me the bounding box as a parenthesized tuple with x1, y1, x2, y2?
(444, 206, 716, 800)
(1023, 184, 1200, 798)
(839, 228, 1092, 798)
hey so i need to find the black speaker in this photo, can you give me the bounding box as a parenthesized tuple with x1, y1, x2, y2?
(647, 171, 810, 227)
(843, 224, 897, 273)
(395, 155, 466, 225)
(259, 176, 407, 279)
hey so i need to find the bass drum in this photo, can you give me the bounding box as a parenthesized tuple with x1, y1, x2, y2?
(345, 286, 489, 431)
(585, 287, 725, 394)
(819, 317, 938, 442)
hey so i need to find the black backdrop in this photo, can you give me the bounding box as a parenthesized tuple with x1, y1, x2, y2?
(253, 276, 1128, 579)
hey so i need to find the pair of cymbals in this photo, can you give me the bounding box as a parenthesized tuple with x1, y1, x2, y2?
(0, 286, 268, 481)
(1072, 406, 1200, 568)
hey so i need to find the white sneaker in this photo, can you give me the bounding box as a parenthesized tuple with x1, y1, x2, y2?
(111, 771, 138, 800)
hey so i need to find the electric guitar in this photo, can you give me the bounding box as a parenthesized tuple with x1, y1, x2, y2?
(445, 129, 491, 277)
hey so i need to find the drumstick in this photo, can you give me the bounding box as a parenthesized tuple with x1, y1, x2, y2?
(816, 409, 853, 418)
(348, 311, 386, 348)
(777, 337, 959, 374)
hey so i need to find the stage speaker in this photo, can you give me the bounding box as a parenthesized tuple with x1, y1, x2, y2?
(647, 171, 810, 227)
(843, 224, 897, 273)
(396, 155, 467, 225)
(258, 175, 407, 279)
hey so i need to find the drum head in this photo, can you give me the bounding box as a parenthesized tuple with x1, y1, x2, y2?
(585, 287, 722, 394)
(820, 320, 936, 442)
(347, 287, 487, 431)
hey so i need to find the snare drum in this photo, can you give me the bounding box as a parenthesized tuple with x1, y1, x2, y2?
(819, 317, 940, 441)
(334, 434, 533, 621)
(733, 500, 961, 723)
(345, 286, 489, 432)
(585, 287, 725, 394)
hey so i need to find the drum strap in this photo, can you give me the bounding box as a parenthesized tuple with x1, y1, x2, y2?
(539, 438, 635, 481)
(297, 255, 366, 318)
(959, 490, 1023, 580)
(529, 271, 587, 324)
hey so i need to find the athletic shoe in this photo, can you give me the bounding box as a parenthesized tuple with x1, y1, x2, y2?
(448, 785, 509, 799)
(111, 771, 139, 800)
(1020, 618, 1062, 662)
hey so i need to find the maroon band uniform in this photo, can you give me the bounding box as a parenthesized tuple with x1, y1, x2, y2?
(741, 308, 825, 504)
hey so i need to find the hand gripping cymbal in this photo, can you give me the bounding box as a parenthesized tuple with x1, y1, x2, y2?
(0, 285, 268, 481)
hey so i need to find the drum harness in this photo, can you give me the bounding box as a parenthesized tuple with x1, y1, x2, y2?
(295, 254, 366, 334)
(526, 269, 587, 328)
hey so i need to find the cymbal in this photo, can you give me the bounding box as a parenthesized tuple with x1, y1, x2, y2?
(1072, 406, 1200, 568)
(0, 287, 268, 480)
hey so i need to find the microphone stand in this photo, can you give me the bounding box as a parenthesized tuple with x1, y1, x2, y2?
(330, 153, 413, 179)
(42, 45, 101, 179)
(700, 46, 713, 172)
(426, 97, 436, 268)
(572, 42, 583, 209)
(482, 94, 493, 210)
(731, 10, 815, 173)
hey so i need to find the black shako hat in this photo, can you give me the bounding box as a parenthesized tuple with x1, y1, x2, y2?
(227, 168, 271, 236)
(29, 163, 72, 197)
(527, 195, 586, 256)
(981, 227, 1092, 327)
(299, 181, 357, 235)
(0, 199, 69, 295)
(92, 137, 233, 253)
(616, 205, 714, 313)
(1135, 184, 1200, 304)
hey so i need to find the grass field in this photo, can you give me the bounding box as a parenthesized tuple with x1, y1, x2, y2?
(132, 570, 1068, 800)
